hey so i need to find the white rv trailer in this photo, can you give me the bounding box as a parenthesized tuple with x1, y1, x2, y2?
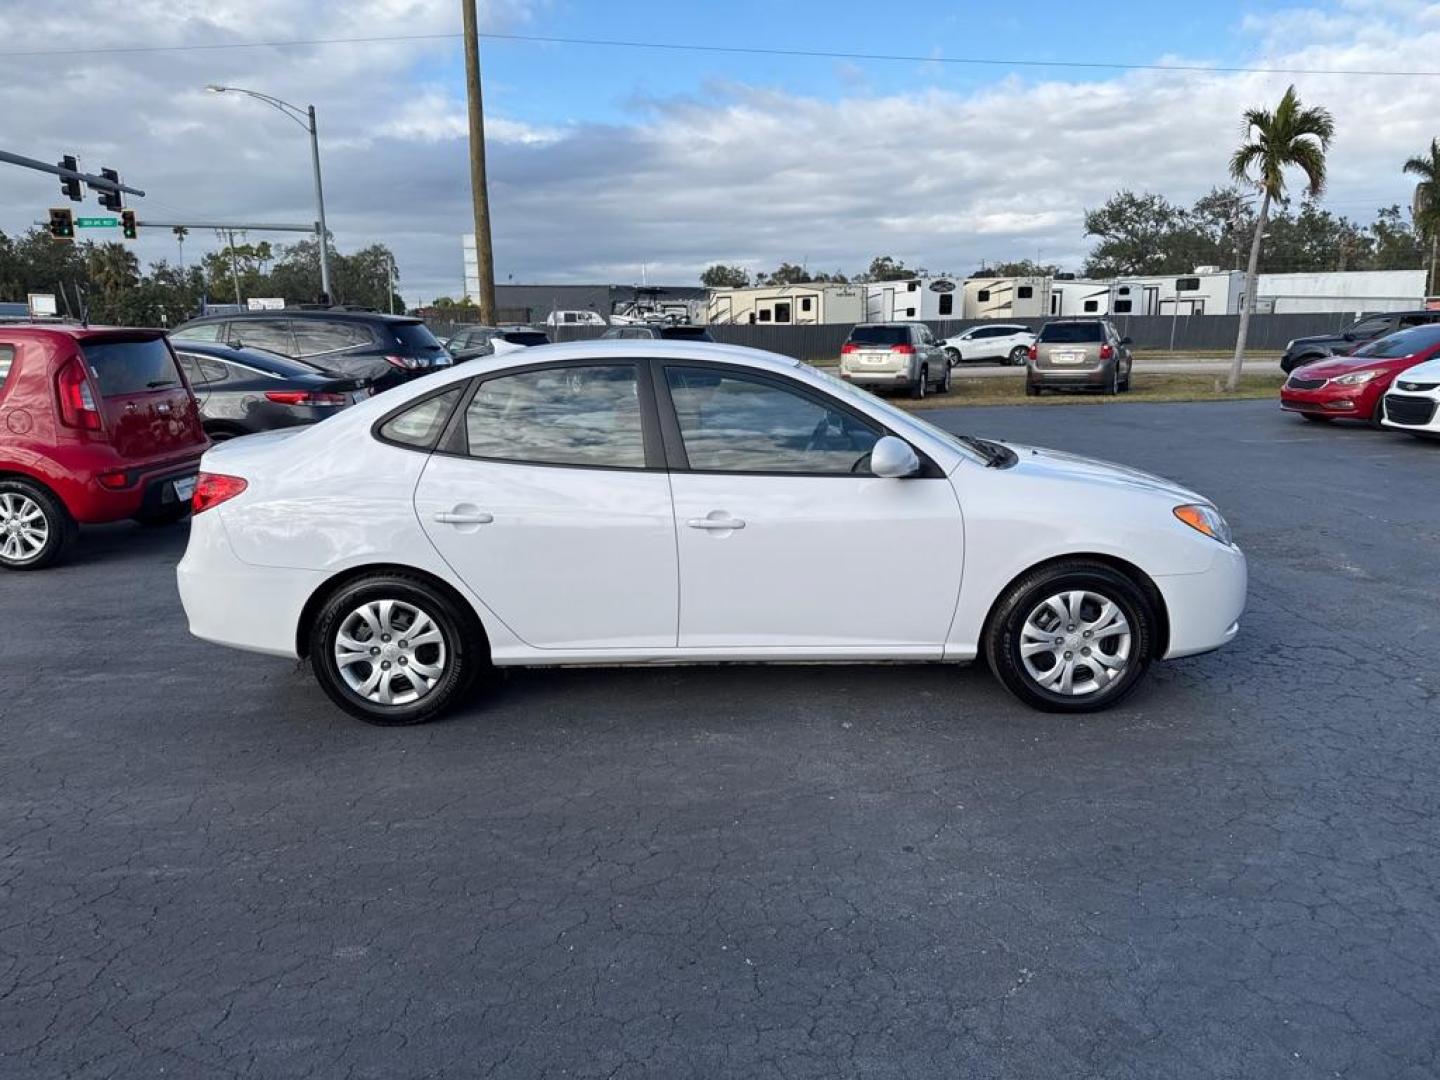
(1047, 279, 1113, 317)
(864, 277, 963, 321)
(1255, 270, 1427, 314)
(962, 277, 1050, 319)
(1109, 270, 1246, 317)
(705, 283, 866, 325)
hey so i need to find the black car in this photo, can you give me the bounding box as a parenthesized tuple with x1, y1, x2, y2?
(445, 325, 550, 362)
(1280, 310, 1440, 373)
(170, 340, 368, 442)
(171, 309, 451, 390)
(599, 324, 714, 342)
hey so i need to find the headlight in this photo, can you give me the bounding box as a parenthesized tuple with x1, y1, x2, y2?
(1330, 369, 1381, 386)
(1173, 504, 1232, 546)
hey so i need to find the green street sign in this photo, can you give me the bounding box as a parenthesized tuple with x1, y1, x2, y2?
(75, 216, 118, 228)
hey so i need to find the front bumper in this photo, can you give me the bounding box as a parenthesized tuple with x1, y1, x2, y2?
(1380, 390, 1440, 432)
(1155, 542, 1248, 659)
(1279, 383, 1381, 418)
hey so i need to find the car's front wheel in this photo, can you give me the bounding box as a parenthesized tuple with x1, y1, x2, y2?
(937, 362, 952, 394)
(911, 366, 928, 400)
(945, 347, 962, 367)
(1008, 346, 1029, 366)
(309, 574, 481, 725)
(0, 479, 73, 571)
(984, 560, 1155, 712)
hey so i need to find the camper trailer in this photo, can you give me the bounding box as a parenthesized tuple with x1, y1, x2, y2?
(1109, 270, 1245, 317)
(962, 277, 1051, 319)
(864, 277, 963, 322)
(705, 283, 866, 325)
(1047, 279, 1113, 317)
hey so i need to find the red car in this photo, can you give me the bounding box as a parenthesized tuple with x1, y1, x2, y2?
(0, 323, 208, 570)
(1280, 324, 1440, 426)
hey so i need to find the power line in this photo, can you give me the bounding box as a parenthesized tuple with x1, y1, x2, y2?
(1, 30, 1439, 79)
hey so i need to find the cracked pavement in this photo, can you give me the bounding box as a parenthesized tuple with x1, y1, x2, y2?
(1, 400, 1437, 1079)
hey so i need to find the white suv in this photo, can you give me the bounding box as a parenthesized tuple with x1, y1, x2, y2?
(942, 324, 1036, 367)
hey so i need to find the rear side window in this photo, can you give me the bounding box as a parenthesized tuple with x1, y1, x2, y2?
(0, 345, 15, 395)
(391, 322, 445, 351)
(379, 388, 463, 449)
(230, 319, 295, 355)
(847, 326, 909, 346)
(1039, 322, 1103, 344)
(293, 320, 372, 355)
(172, 323, 223, 343)
(81, 338, 182, 396)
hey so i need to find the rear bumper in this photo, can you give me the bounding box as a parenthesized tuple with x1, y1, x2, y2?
(1155, 543, 1247, 659)
(839, 368, 914, 387)
(1030, 365, 1109, 387)
(64, 452, 205, 524)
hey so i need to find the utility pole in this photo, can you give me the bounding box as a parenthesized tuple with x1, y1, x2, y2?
(462, 0, 497, 325)
(225, 229, 242, 306)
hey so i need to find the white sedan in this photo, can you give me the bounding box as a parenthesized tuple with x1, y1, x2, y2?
(942, 324, 1036, 367)
(177, 341, 1246, 726)
(1379, 353, 1440, 435)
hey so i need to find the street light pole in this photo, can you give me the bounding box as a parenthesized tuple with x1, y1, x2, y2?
(205, 85, 333, 302)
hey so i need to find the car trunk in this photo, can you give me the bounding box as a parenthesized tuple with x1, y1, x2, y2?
(81, 335, 207, 460)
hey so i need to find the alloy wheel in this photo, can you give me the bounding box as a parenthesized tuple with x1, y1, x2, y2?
(0, 492, 50, 565)
(1018, 589, 1131, 696)
(333, 599, 448, 706)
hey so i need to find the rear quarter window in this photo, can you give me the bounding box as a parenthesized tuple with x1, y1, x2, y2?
(0, 345, 15, 395)
(81, 338, 183, 396)
(391, 322, 445, 351)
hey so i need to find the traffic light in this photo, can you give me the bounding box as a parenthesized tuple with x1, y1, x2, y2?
(48, 207, 75, 242)
(97, 167, 123, 211)
(121, 210, 137, 240)
(57, 155, 81, 201)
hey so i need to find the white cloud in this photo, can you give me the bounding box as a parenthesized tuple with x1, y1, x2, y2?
(1, 0, 1438, 302)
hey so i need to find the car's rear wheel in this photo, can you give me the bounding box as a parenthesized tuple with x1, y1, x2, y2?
(937, 362, 952, 394)
(0, 480, 72, 571)
(946, 347, 962, 367)
(911, 367, 928, 400)
(984, 560, 1155, 712)
(310, 574, 481, 725)
(1008, 346, 1029, 366)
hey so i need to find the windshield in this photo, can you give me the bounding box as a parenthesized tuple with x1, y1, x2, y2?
(1353, 326, 1440, 358)
(1039, 322, 1103, 343)
(848, 326, 910, 346)
(391, 322, 445, 351)
(808, 367, 990, 465)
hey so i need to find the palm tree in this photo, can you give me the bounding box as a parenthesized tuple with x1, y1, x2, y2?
(1226, 85, 1335, 391)
(1403, 139, 1440, 298)
(172, 226, 189, 271)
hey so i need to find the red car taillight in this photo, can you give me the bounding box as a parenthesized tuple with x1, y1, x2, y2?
(192, 472, 248, 515)
(1099, 344, 1114, 360)
(384, 354, 420, 370)
(891, 343, 916, 354)
(264, 390, 349, 407)
(840, 343, 858, 354)
(1027, 345, 1038, 361)
(55, 358, 102, 431)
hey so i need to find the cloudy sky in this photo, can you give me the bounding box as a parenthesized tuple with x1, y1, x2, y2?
(2, 0, 1438, 304)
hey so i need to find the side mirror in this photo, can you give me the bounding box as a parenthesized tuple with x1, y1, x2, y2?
(1120, 335, 1133, 346)
(870, 435, 920, 478)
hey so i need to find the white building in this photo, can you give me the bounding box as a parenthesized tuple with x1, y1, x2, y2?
(1255, 270, 1426, 314)
(865, 277, 963, 321)
(706, 283, 866, 325)
(962, 277, 1051, 319)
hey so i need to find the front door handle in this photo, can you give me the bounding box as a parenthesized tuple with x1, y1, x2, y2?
(434, 510, 494, 525)
(686, 516, 745, 531)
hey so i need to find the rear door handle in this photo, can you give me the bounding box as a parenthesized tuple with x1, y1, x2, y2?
(686, 516, 745, 530)
(434, 511, 494, 525)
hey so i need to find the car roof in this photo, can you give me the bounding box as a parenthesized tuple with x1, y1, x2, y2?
(853, 322, 921, 329)
(178, 310, 422, 326)
(438, 338, 802, 376)
(0, 323, 167, 344)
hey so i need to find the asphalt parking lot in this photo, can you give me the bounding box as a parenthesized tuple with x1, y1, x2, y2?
(3, 400, 1437, 1080)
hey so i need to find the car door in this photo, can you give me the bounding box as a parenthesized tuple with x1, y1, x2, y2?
(918, 325, 946, 374)
(659, 361, 964, 652)
(413, 360, 678, 650)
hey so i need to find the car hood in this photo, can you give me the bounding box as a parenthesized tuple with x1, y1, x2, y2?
(1392, 355, 1440, 383)
(998, 443, 1208, 505)
(1287, 332, 1347, 351)
(1292, 355, 1374, 378)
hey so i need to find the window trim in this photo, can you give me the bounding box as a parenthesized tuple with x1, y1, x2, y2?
(651, 358, 941, 479)
(372, 382, 470, 453)
(435, 358, 666, 472)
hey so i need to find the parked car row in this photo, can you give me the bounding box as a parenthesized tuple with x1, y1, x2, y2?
(1280, 322, 1440, 437)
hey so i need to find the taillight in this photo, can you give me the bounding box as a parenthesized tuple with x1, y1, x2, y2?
(891, 343, 916, 354)
(56, 358, 102, 431)
(1099, 344, 1114, 360)
(97, 471, 130, 490)
(1027, 345, 1038, 361)
(840, 343, 858, 354)
(384, 354, 420, 370)
(192, 472, 248, 514)
(264, 390, 349, 407)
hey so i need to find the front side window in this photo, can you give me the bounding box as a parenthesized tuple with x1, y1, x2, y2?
(380, 387, 462, 449)
(666, 367, 880, 475)
(1349, 317, 1391, 338)
(465, 364, 645, 469)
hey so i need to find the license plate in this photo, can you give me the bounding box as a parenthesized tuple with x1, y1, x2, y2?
(1054, 350, 1085, 364)
(172, 476, 197, 502)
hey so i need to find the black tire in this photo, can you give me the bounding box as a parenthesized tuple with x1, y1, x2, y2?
(937, 362, 952, 394)
(1025, 382, 1040, 397)
(1300, 413, 1334, 423)
(309, 574, 483, 726)
(1120, 366, 1133, 392)
(1106, 367, 1120, 395)
(0, 478, 74, 571)
(1008, 346, 1029, 366)
(911, 367, 928, 400)
(1369, 398, 1387, 430)
(945, 348, 962, 368)
(205, 427, 244, 444)
(984, 560, 1155, 713)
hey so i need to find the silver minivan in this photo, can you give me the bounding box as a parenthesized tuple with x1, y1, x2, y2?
(839, 323, 951, 399)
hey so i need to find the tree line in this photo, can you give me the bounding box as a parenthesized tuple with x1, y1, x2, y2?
(0, 228, 403, 325)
